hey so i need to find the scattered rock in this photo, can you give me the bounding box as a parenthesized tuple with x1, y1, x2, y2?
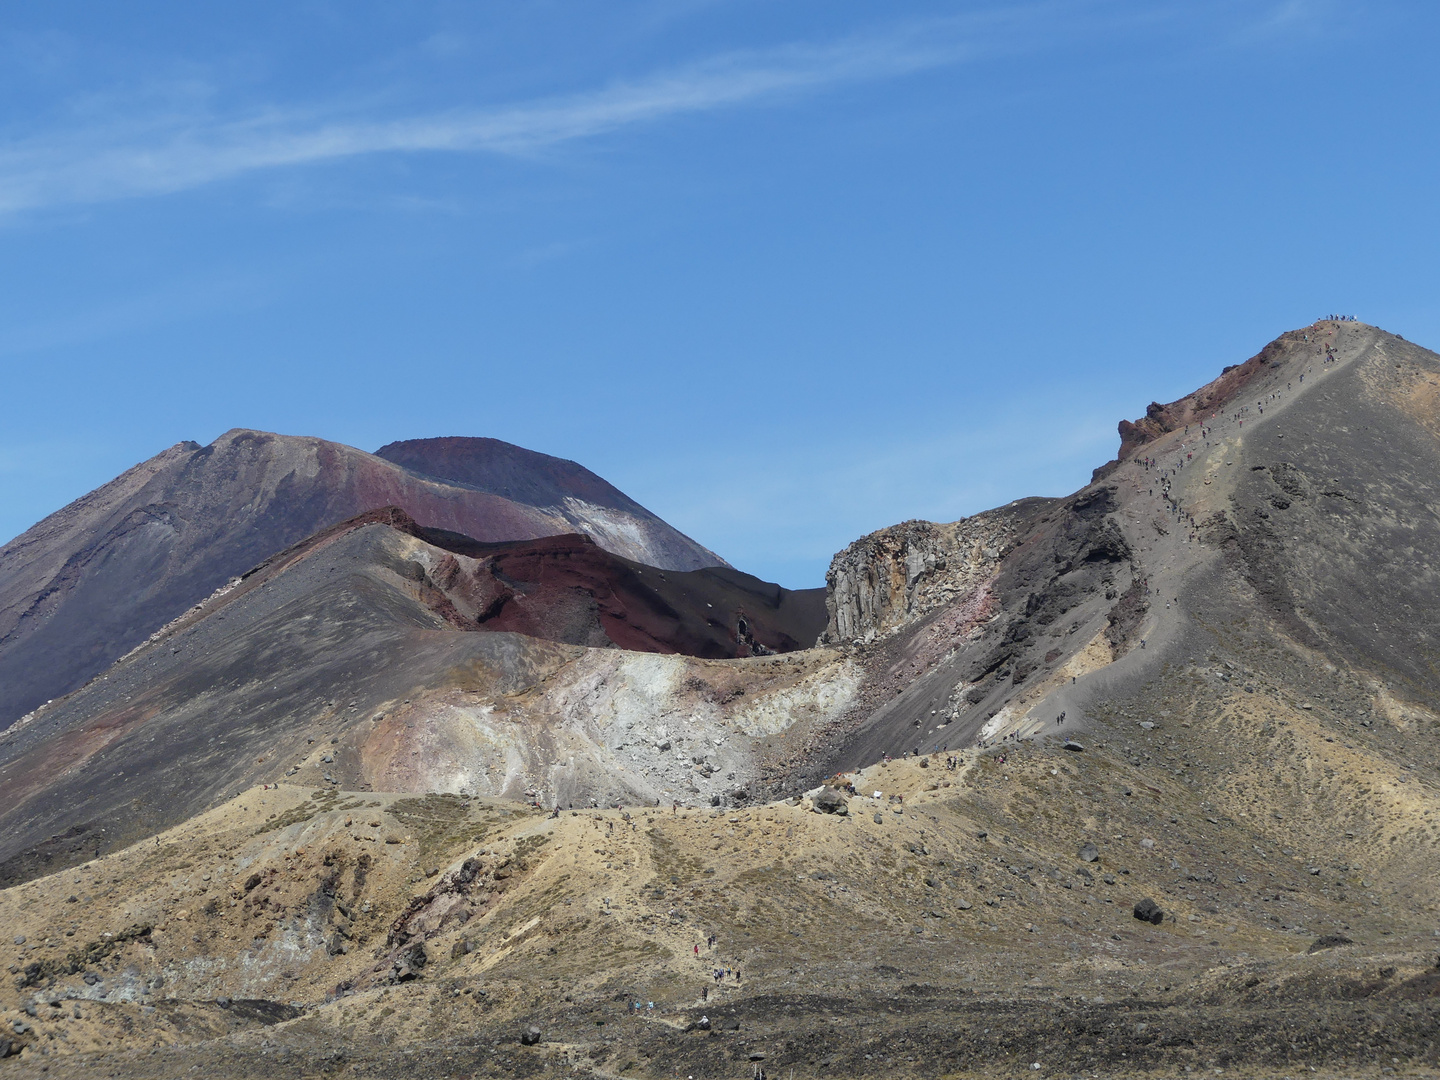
(812, 787, 849, 815)
(215, 997, 231, 1008)
(697, 1015, 711, 1030)
(873, 813, 884, 825)
(520, 1026, 543, 1046)
(393, 942, 428, 982)
(1063, 741, 1085, 752)
(243, 873, 262, 892)
(1078, 842, 1099, 863)
(1307, 934, 1355, 954)
(1133, 898, 1165, 925)
(11, 936, 22, 946)
(957, 899, 973, 910)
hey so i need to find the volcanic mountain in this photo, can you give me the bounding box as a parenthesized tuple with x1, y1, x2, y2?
(3, 320, 1440, 1077)
(0, 430, 725, 727)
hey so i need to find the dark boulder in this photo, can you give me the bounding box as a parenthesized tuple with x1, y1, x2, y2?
(813, 787, 849, 815)
(1133, 898, 1165, 925)
(520, 1026, 543, 1046)
(1307, 934, 1355, 954)
(392, 942, 428, 982)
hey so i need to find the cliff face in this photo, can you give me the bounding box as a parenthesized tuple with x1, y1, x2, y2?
(819, 509, 1026, 646)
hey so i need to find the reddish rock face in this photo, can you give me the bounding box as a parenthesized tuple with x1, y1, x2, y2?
(0, 429, 726, 728)
(406, 526, 825, 658)
(1111, 334, 1296, 463)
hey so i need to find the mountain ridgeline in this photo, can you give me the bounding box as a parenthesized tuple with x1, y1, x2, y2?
(2, 321, 1439, 1077)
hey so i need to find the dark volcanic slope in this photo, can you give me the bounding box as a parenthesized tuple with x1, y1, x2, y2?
(0, 429, 725, 728)
(377, 436, 623, 506)
(376, 436, 727, 574)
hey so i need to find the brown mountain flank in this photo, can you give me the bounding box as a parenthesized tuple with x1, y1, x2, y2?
(2, 320, 1439, 1077)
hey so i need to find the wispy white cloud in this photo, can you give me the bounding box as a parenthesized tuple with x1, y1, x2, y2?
(0, 13, 1033, 216)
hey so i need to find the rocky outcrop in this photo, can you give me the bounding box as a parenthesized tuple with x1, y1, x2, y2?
(819, 513, 1018, 645)
(405, 524, 824, 658)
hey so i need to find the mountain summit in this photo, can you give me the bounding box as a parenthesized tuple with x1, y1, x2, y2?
(0, 429, 723, 727)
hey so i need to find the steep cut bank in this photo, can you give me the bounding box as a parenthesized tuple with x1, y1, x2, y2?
(0, 429, 725, 728)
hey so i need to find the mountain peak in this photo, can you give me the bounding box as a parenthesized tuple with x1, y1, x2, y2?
(1098, 320, 1391, 478)
(374, 436, 641, 513)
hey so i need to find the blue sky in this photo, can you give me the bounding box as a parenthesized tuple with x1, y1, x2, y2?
(2, 1, 1438, 586)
